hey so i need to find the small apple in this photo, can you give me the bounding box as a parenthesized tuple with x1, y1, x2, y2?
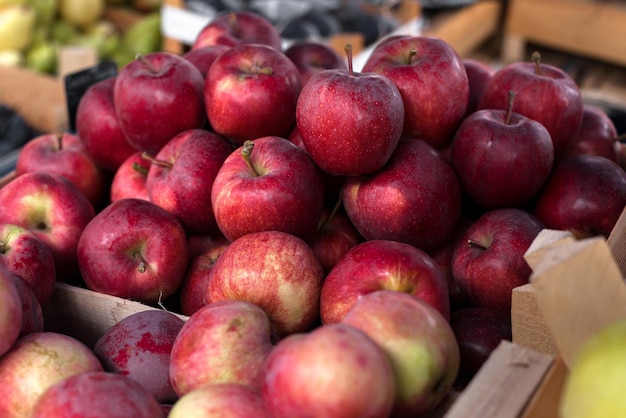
(8, 272, 44, 338)
(284, 40, 347, 85)
(463, 58, 494, 115)
(562, 103, 620, 162)
(77, 198, 189, 304)
(0, 266, 22, 357)
(110, 151, 151, 202)
(182, 44, 230, 78)
(310, 207, 363, 275)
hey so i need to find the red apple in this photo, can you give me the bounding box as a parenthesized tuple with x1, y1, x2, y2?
(182, 44, 230, 78)
(145, 128, 234, 235)
(206, 230, 324, 338)
(262, 323, 396, 418)
(114, 52, 206, 155)
(0, 332, 103, 418)
(533, 154, 626, 238)
(562, 103, 620, 162)
(310, 207, 363, 275)
(211, 136, 324, 243)
(320, 239, 450, 324)
(284, 40, 347, 85)
(30, 371, 165, 418)
(362, 35, 469, 149)
(77, 198, 189, 304)
(451, 208, 545, 314)
(204, 43, 302, 144)
(342, 138, 463, 252)
(450, 91, 554, 209)
(75, 76, 137, 172)
(478, 51, 583, 159)
(8, 272, 43, 338)
(342, 290, 460, 417)
(296, 45, 404, 176)
(192, 10, 282, 52)
(463, 58, 494, 115)
(0, 172, 95, 282)
(110, 151, 151, 202)
(0, 223, 56, 305)
(0, 266, 22, 356)
(169, 300, 273, 397)
(16, 132, 109, 208)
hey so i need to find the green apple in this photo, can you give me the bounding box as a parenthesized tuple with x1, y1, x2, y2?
(560, 318, 626, 418)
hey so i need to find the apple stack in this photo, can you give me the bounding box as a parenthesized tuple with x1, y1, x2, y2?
(0, 8, 625, 418)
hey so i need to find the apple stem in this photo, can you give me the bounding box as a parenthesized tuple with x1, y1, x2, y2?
(55, 133, 63, 150)
(531, 51, 542, 75)
(345, 44, 353, 75)
(134, 253, 147, 273)
(318, 194, 343, 232)
(505, 91, 516, 125)
(241, 140, 259, 176)
(408, 48, 417, 65)
(136, 53, 157, 73)
(467, 238, 488, 251)
(254, 65, 273, 76)
(132, 162, 150, 176)
(141, 152, 173, 169)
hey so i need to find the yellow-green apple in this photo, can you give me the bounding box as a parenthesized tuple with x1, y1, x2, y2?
(562, 103, 620, 162)
(114, 52, 206, 155)
(342, 290, 460, 417)
(206, 230, 324, 338)
(310, 207, 363, 275)
(204, 44, 302, 144)
(169, 383, 273, 418)
(451, 208, 545, 314)
(191, 10, 282, 52)
(0, 332, 103, 418)
(29, 371, 165, 418)
(8, 273, 44, 338)
(450, 91, 554, 209)
(262, 323, 396, 418)
(15, 132, 109, 208)
(169, 300, 273, 397)
(533, 154, 626, 238)
(75, 76, 137, 172)
(320, 239, 450, 324)
(144, 128, 234, 235)
(450, 306, 512, 388)
(0, 172, 96, 282)
(182, 44, 230, 78)
(284, 40, 347, 85)
(0, 223, 56, 305)
(0, 266, 22, 357)
(296, 45, 404, 176)
(76, 198, 189, 304)
(110, 151, 151, 202)
(211, 137, 324, 243)
(93, 310, 186, 404)
(179, 233, 230, 316)
(463, 58, 494, 115)
(342, 138, 462, 252)
(362, 35, 469, 149)
(478, 51, 583, 160)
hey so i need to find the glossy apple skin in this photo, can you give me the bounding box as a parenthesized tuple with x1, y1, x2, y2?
(9, 273, 44, 337)
(450, 307, 512, 388)
(169, 300, 273, 397)
(296, 65, 404, 176)
(205, 44, 302, 144)
(94, 310, 185, 404)
(452, 208, 545, 314)
(110, 151, 151, 202)
(362, 35, 469, 149)
(450, 108, 554, 209)
(169, 383, 273, 418)
(114, 52, 206, 155)
(182, 44, 230, 78)
(206, 230, 324, 338)
(284, 40, 347, 85)
(343, 138, 462, 252)
(192, 10, 282, 52)
(321, 239, 450, 324)
(0, 332, 104, 418)
(342, 290, 460, 417)
(310, 208, 363, 275)
(533, 155, 626, 238)
(77, 198, 189, 304)
(29, 371, 165, 418)
(0, 172, 95, 282)
(478, 58, 583, 159)
(262, 323, 396, 418)
(0, 223, 56, 305)
(562, 103, 620, 162)
(463, 58, 494, 115)
(211, 136, 324, 243)
(75, 76, 137, 172)
(0, 267, 22, 357)
(16, 132, 109, 208)
(146, 128, 234, 235)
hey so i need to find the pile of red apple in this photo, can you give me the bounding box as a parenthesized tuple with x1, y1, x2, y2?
(0, 9, 625, 418)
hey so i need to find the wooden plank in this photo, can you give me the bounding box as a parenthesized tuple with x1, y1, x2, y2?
(511, 283, 559, 356)
(521, 356, 568, 418)
(503, 0, 626, 66)
(444, 340, 555, 418)
(608, 206, 626, 278)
